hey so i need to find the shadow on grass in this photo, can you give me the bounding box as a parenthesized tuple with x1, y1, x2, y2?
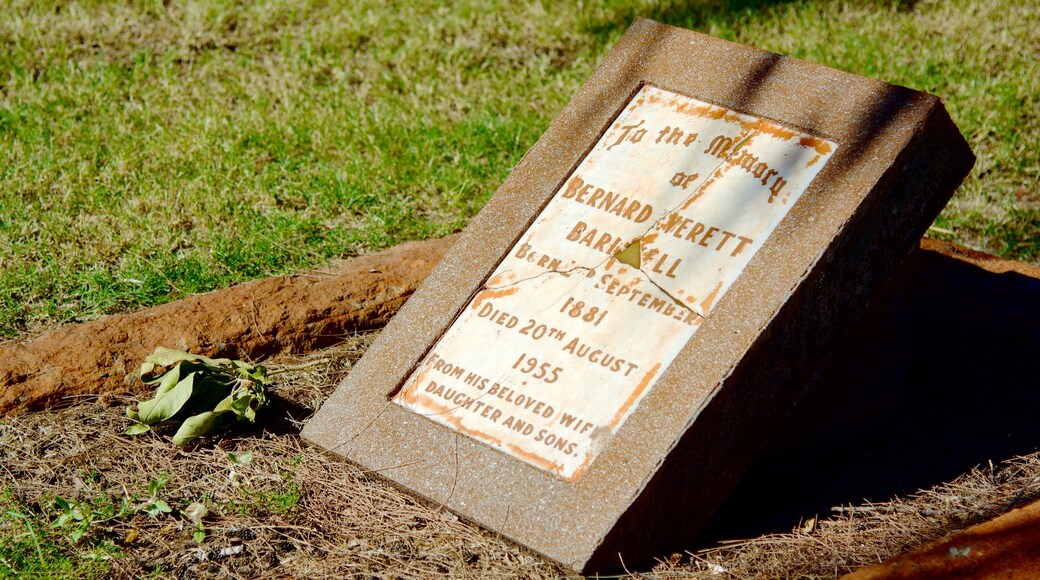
(703, 244, 1040, 543)
(579, 0, 924, 49)
(580, 0, 801, 43)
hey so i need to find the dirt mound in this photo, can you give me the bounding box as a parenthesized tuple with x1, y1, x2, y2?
(0, 235, 457, 416)
(3, 235, 1035, 418)
(845, 496, 1040, 579)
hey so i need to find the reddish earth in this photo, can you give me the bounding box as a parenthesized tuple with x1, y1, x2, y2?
(845, 498, 1040, 579)
(918, 237, 1040, 277)
(0, 235, 457, 416)
(1, 235, 1036, 419)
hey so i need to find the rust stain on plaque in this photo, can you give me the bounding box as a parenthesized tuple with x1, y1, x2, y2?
(470, 286, 519, 310)
(608, 363, 663, 429)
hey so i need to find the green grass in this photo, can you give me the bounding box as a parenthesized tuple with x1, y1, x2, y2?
(0, 439, 306, 577)
(0, 489, 118, 578)
(0, 0, 1036, 338)
(231, 455, 302, 516)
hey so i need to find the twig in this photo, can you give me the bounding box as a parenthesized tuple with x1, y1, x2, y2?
(268, 358, 332, 375)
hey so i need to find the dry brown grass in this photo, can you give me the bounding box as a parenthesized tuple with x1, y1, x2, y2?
(0, 335, 564, 578)
(2, 334, 1039, 578)
(657, 458, 1040, 578)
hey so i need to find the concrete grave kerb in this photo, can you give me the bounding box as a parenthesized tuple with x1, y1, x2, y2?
(304, 18, 974, 573)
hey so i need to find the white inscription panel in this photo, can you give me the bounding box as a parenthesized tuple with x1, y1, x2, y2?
(394, 85, 836, 481)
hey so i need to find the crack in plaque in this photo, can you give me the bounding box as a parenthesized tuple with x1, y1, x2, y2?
(614, 238, 641, 269)
(613, 238, 696, 315)
(621, 126, 761, 318)
(482, 125, 761, 323)
(636, 266, 698, 314)
(598, 104, 773, 317)
(482, 265, 596, 291)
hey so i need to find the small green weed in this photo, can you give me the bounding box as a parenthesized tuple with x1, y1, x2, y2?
(51, 495, 128, 543)
(226, 455, 303, 516)
(248, 480, 302, 516)
(0, 471, 197, 577)
(0, 489, 118, 578)
(138, 477, 173, 519)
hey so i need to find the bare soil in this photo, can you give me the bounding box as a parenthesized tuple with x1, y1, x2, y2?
(0, 236, 456, 416)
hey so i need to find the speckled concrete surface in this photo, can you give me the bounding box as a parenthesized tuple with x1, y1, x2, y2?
(303, 19, 974, 573)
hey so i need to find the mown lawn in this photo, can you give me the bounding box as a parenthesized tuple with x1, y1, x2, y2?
(1, 0, 1036, 338)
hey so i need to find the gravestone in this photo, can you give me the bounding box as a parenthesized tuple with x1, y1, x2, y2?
(303, 19, 974, 573)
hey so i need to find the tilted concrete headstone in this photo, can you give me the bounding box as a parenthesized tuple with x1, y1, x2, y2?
(303, 19, 974, 573)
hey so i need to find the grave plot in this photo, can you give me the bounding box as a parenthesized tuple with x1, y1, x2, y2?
(304, 19, 974, 573)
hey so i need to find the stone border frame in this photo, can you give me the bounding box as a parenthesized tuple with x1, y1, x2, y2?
(303, 18, 973, 573)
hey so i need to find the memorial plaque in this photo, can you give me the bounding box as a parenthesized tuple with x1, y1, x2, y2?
(304, 19, 974, 573)
(393, 84, 837, 482)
